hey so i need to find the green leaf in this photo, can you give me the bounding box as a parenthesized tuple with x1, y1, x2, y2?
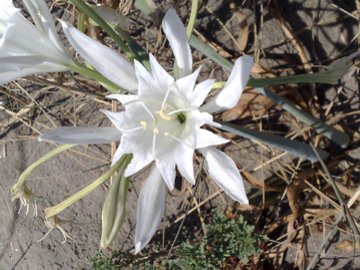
(218, 122, 329, 162)
(256, 87, 350, 148)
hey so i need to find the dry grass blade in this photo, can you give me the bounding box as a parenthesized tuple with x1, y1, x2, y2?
(310, 144, 360, 237)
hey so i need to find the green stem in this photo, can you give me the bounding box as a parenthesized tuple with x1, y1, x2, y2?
(69, 0, 134, 59)
(186, 0, 199, 38)
(77, 12, 87, 32)
(67, 64, 121, 93)
(11, 144, 75, 194)
(44, 154, 132, 219)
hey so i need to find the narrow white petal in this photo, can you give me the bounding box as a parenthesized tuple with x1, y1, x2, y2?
(156, 155, 176, 191)
(201, 55, 253, 113)
(101, 110, 125, 131)
(200, 147, 248, 204)
(22, 0, 54, 32)
(149, 53, 174, 88)
(162, 8, 192, 78)
(195, 129, 229, 149)
(0, 62, 68, 85)
(39, 127, 121, 144)
(135, 166, 166, 253)
(175, 143, 195, 185)
(106, 94, 139, 105)
(190, 79, 215, 107)
(175, 66, 201, 98)
(60, 20, 138, 92)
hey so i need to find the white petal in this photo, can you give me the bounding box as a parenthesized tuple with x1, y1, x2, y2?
(191, 110, 216, 128)
(201, 55, 253, 113)
(0, 10, 71, 84)
(156, 155, 176, 190)
(124, 153, 153, 176)
(134, 60, 161, 96)
(0, 60, 68, 85)
(0, 0, 13, 8)
(22, 0, 56, 34)
(149, 53, 174, 89)
(135, 166, 166, 253)
(175, 66, 201, 98)
(175, 143, 195, 185)
(113, 131, 153, 168)
(101, 110, 125, 131)
(60, 20, 138, 92)
(39, 127, 121, 144)
(200, 147, 248, 204)
(162, 8, 192, 78)
(106, 94, 139, 105)
(195, 129, 229, 149)
(23, 0, 66, 52)
(190, 79, 215, 107)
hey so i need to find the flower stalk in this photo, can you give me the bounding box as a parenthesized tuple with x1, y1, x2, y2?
(11, 144, 75, 195)
(44, 154, 131, 219)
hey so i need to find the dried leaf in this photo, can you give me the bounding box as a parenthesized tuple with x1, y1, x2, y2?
(221, 88, 273, 121)
(241, 170, 282, 192)
(234, 11, 249, 53)
(335, 240, 360, 251)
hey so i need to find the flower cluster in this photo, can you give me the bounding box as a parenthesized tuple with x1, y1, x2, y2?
(3, 0, 253, 253)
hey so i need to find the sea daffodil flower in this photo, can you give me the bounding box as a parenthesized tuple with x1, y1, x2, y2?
(40, 8, 253, 252)
(0, 0, 73, 84)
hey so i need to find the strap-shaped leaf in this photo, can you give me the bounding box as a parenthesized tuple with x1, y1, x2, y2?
(256, 88, 350, 148)
(219, 122, 328, 162)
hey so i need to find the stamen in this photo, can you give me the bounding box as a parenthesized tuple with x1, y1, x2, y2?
(167, 107, 193, 116)
(161, 84, 175, 110)
(123, 126, 144, 134)
(139, 101, 156, 121)
(140, 121, 147, 129)
(156, 110, 171, 120)
(152, 129, 158, 157)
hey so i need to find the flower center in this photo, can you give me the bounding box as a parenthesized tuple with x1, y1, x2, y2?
(177, 112, 186, 124)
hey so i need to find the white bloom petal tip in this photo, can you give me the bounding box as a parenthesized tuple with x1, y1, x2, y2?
(201, 54, 253, 113)
(162, 8, 192, 78)
(200, 147, 248, 204)
(134, 167, 165, 252)
(135, 242, 142, 254)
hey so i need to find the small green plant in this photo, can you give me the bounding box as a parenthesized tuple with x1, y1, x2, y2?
(92, 211, 267, 269)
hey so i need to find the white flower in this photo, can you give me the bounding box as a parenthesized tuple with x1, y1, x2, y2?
(41, 8, 253, 252)
(0, 0, 73, 84)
